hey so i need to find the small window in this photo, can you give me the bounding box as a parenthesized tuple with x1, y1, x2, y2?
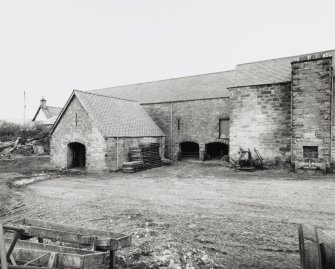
(303, 146, 318, 159)
(219, 119, 229, 139)
(75, 113, 78, 127)
(177, 119, 181, 130)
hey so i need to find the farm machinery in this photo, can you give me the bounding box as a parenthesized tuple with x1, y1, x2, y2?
(224, 148, 264, 171)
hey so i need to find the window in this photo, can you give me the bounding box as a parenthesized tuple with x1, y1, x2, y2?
(75, 113, 78, 127)
(177, 119, 181, 130)
(303, 146, 318, 159)
(219, 119, 229, 138)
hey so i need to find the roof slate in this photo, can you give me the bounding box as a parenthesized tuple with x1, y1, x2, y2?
(232, 50, 335, 88)
(90, 70, 235, 103)
(67, 90, 165, 137)
(88, 50, 335, 102)
(42, 106, 62, 119)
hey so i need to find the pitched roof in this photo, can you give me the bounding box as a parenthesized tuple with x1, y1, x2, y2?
(32, 106, 62, 122)
(231, 49, 335, 88)
(89, 70, 235, 103)
(50, 90, 165, 137)
(42, 106, 62, 119)
(88, 49, 335, 101)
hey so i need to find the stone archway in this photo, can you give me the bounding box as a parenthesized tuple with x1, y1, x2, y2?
(179, 141, 199, 159)
(205, 142, 229, 160)
(67, 142, 86, 168)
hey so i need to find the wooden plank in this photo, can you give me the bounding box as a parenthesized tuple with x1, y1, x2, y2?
(23, 252, 50, 266)
(13, 219, 131, 250)
(5, 240, 107, 269)
(47, 252, 57, 268)
(109, 250, 115, 269)
(4, 240, 98, 255)
(0, 224, 8, 269)
(1, 265, 51, 269)
(9, 255, 16, 266)
(6, 231, 20, 260)
(21, 226, 94, 245)
(16, 219, 129, 241)
(95, 236, 132, 251)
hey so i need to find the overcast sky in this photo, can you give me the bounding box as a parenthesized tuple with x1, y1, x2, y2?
(0, 0, 334, 121)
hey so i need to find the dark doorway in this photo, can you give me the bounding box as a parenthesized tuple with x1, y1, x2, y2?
(179, 142, 199, 159)
(68, 142, 86, 168)
(205, 142, 229, 160)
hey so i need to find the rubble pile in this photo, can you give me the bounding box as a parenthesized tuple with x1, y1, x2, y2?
(0, 136, 46, 159)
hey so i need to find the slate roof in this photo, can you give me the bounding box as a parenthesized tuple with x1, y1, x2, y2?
(50, 90, 165, 137)
(32, 105, 62, 123)
(90, 70, 235, 103)
(232, 49, 335, 88)
(42, 106, 62, 119)
(88, 49, 335, 102)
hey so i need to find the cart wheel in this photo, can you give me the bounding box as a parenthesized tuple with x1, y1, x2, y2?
(299, 224, 322, 269)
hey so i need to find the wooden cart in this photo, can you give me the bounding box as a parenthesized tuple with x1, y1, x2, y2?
(0, 218, 131, 269)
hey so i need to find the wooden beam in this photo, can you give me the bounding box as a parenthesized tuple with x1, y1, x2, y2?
(11, 219, 131, 250)
(0, 225, 8, 269)
(23, 252, 50, 266)
(1, 265, 51, 269)
(6, 231, 20, 260)
(47, 252, 57, 268)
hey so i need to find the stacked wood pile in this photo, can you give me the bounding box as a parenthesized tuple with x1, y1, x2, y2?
(122, 143, 163, 173)
(140, 143, 163, 169)
(121, 161, 144, 173)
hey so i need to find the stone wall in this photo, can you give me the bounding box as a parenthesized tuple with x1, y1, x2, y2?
(291, 56, 333, 164)
(229, 83, 292, 164)
(143, 98, 230, 160)
(106, 136, 165, 171)
(50, 96, 108, 171)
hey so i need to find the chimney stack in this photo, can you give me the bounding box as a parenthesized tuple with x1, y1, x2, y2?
(40, 97, 47, 109)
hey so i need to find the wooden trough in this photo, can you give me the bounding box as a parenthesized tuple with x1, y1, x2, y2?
(0, 218, 131, 269)
(3, 239, 107, 269)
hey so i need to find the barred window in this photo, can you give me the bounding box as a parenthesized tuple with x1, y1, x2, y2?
(303, 146, 318, 159)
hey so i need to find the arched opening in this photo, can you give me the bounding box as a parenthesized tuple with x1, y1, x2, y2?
(67, 142, 86, 168)
(205, 142, 229, 160)
(179, 141, 199, 159)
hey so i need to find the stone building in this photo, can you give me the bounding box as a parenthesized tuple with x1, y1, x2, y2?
(50, 90, 165, 171)
(50, 49, 335, 171)
(32, 98, 62, 125)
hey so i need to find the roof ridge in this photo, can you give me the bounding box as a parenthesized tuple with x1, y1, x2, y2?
(74, 89, 138, 103)
(236, 49, 335, 67)
(89, 69, 236, 92)
(45, 106, 62, 109)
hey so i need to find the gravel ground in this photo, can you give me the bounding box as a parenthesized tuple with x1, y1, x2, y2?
(1, 157, 335, 268)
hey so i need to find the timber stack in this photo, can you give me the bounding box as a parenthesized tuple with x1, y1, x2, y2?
(140, 143, 163, 169)
(122, 143, 162, 173)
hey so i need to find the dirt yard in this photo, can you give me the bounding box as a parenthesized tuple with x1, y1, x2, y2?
(1, 157, 335, 268)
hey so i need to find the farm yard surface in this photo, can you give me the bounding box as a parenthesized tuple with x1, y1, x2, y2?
(1, 157, 335, 269)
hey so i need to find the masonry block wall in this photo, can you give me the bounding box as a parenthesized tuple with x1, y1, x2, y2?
(106, 137, 165, 171)
(50, 96, 108, 171)
(291, 56, 333, 164)
(142, 103, 172, 157)
(229, 83, 292, 164)
(143, 98, 230, 160)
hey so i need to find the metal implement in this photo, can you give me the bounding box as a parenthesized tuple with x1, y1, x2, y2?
(223, 148, 264, 171)
(1, 218, 131, 269)
(299, 224, 335, 269)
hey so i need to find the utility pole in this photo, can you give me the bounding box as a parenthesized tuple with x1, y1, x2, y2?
(23, 90, 26, 127)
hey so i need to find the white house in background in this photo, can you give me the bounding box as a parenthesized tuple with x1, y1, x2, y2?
(32, 98, 62, 125)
